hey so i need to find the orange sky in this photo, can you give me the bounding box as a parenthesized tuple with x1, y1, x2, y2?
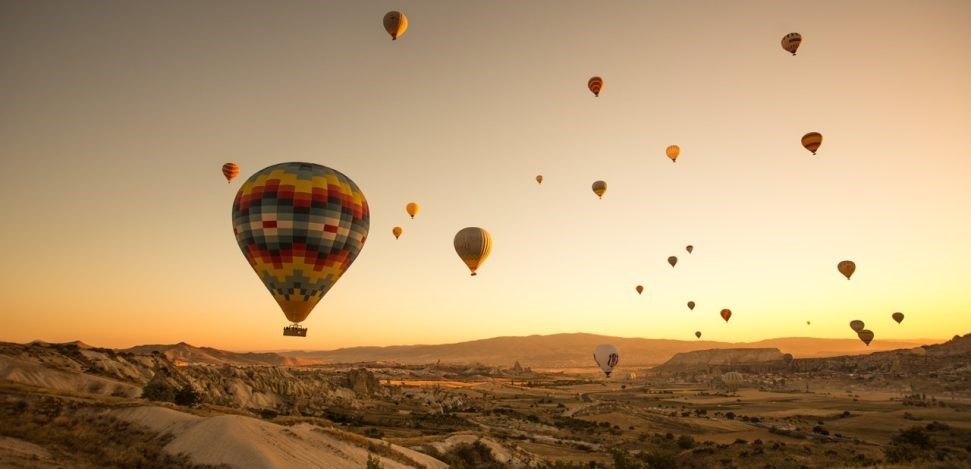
(1, 1, 969, 351)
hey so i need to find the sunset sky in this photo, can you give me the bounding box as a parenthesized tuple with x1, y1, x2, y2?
(1, 1, 969, 351)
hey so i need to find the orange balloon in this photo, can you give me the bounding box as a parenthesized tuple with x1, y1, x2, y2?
(720, 309, 732, 322)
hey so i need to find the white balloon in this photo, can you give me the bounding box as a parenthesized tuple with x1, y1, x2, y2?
(593, 344, 620, 377)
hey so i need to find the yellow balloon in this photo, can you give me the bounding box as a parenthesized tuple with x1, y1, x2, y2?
(406, 202, 420, 219)
(592, 180, 607, 199)
(454, 227, 492, 276)
(665, 145, 680, 162)
(383, 11, 408, 40)
(392, 226, 402, 239)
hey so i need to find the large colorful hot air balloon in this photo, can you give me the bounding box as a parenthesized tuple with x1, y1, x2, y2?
(838, 260, 856, 279)
(695, 331, 702, 339)
(231, 162, 369, 337)
(222, 163, 240, 183)
(781, 33, 802, 55)
(849, 320, 865, 333)
(392, 226, 402, 239)
(892, 312, 904, 324)
(593, 344, 620, 377)
(668, 256, 678, 268)
(802, 132, 823, 155)
(383, 11, 408, 40)
(454, 227, 492, 276)
(687, 301, 696, 311)
(635, 285, 643, 295)
(722, 371, 743, 392)
(858, 329, 874, 346)
(536, 175, 543, 185)
(406, 202, 420, 219)
(686, 245, 693, 254)
(720, 309, 732, 322)
(588, 76, 603, 97)
(665, 145, 680, 163)
(592, 180, 607, 199)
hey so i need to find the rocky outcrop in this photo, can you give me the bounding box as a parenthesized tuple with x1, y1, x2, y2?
(651, 348, 786, 375)
(345, 368, 380, 397)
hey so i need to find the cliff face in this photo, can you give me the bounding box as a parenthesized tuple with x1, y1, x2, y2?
(650, 348, 786, 375)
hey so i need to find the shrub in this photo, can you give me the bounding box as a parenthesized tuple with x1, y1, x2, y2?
(141, 381, 175, 402)
(366, 453, 383, 469)
(725, 412, 736, 420)
(677, 435, 696, 449)
(174, 385, 199, 407)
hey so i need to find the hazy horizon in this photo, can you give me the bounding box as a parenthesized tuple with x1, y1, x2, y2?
(2, 0, 970, 350)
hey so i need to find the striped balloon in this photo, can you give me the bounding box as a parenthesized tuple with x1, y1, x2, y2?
(222, 163, 240, 183)
(231, 162, 369, 326)
(588, 76, 603, 97)
(801, 132, 823, 155)
(781, 33, 802, 56)
(454, 227, 492, 276)
(383, 11, 408, 40)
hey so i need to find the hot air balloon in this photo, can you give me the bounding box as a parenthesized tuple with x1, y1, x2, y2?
(722, 371, 743, 392)
(783, 353, 794, 365)
(536, 175, 543, 185)
(593, 344, 620, 377)
(687, 301, 696, 311)
(231, 162, 369, 337)
(858, 329, 874, 346)
(222, 163, 240, 183)
(720, 309, 732, 322)
(592, 180, 607, 199)
(686, 245, 693, 254)
(781, 32, 802, 55)
(406, 202, 420, 219)
(849, 320, 865, 333)
(668, 256, 678, 268)
(383, 11, 408, 40)
(806, 321, 811, 325)
(392, 226, 402, 239)
(892, 312, 904, 324)
(454, 227, 492, 276)
(588, 76, 603, 97)
(802, 132, 823, 155)
(665, 145, 680, 163)
(838, 260, 856, 279)
(635, 285, 643, 295)
(695, 331, 702, 339)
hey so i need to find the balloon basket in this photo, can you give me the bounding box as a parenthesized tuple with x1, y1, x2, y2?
(283, 324, 307, 337)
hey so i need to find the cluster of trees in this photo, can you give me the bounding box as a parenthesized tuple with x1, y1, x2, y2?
(141, 380, 199, 407)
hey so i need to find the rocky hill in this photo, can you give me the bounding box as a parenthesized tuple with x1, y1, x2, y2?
(121, 342, 321, 367)
(650, 348, 787, 375)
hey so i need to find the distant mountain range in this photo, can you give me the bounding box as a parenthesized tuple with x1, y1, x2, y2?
(279, 333, 941, 368)
(120, 342, 317, 367)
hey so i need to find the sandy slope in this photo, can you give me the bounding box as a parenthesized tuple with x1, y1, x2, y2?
(114, 406, 446, 469)
(0, 436, 65, 468)
(0, 355, 140, 398)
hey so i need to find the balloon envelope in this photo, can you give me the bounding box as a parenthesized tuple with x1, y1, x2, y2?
(231, 162, 369, 326)
(406, 202, 419, 219)
(695, 331, 701, 339)
(222, 162, 240, 183)
(454, 227, 492, 276)
(838, 260, 856, 279)
(687, 301, 695, 310)
(665, 145, 680, 162)
(383, 11, 408, 40)
(592, 180, 607, 199)
(588, 76, 603, 97)
(783, 353, 794, 365)
(849, 320, 865, 333)
(686, 245, 693, 254)
(802, 132, 823, 155)
(858, 329, 874, 346)
(635, 285, 643, 295)
(536, 175, 543, 184)
(892, 312, 904, 324)
(392, 226, 402, 239)
(593, 344, 620, 377)
(720, 309, 732, 322)
(781, 32, 802, 55)
(668, 256, 678, 267)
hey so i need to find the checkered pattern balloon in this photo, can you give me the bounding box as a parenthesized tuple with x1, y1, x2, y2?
(232, 162, 369, 324)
